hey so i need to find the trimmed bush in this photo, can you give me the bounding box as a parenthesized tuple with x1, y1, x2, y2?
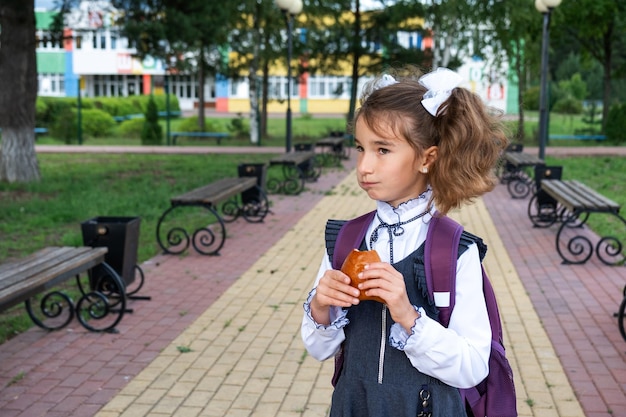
(118, 118, 144, 139)
(177, 116, 220, 133)
(89, 97, 142, 117)
(141, 96, 163, 145)
(522, 86, 540, 111)
(553, 96, 583, 114)
(50, 108, 116, 143)
(35, 94, 180, 131)
(605, 103, 626, 144)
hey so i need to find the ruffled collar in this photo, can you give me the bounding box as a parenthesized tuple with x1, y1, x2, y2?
(376, 188, 432, 224)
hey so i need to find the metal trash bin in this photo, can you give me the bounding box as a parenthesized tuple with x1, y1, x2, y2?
(81, 216, 140, 289)
(238, 163, 267, 204)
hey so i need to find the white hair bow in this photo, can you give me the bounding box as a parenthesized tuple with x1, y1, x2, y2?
(374, 74, 399, 90)
(419, 67, 463, 116)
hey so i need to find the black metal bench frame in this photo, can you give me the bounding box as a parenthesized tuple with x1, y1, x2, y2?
(501, 151, 545, 199)
(0, 246, 127, 333)
(315, 136, 350, 166)
(618, 288, 626, 342)
(538, 179, 625, 266)
(527, 165, 564, 228)
(267, 151, 320, 195)
(156, 176, 269, 255)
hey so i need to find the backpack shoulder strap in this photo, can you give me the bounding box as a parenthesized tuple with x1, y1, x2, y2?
(424, 214, 464, 327)
(326, 210, 376, 270)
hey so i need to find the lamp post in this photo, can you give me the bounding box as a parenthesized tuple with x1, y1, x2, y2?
(275, 0, 303, 153)
(535, 0, 561, 160)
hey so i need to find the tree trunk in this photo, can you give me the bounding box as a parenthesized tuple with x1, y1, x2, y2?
(601, 29, 613, 132)
(247, 2, 261, 145)
(197, 48, 206, 131)
(347, 1, 361, 124)
(261, 62, 270, 138)
(248, 71, 259, 145)
(0, 0, 41, 183)
(514, 41, 525, 142)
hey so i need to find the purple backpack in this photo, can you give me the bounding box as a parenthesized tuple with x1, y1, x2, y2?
(329, 211, 517, 417)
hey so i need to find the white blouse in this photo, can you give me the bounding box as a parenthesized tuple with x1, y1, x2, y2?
(301, 193, 492, 389)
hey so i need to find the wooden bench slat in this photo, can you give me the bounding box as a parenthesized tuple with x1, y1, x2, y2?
(0, 247, 106, 292)
(171, 177, 257, 206)
(541, 180, 579, 212)
(558, 181, 606, 211)
(570, 180, 621, 211)
(0, 247, 103, 283)
(504, 152, 544, 167)
(269, 151, 315, 166)
(316, 137, 345, 146)
(541, 180, 621, 214)
(0, 246, 108, 312)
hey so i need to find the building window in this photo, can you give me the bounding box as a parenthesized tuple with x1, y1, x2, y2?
(36, 30, 62, 51)
(309, 76, 350, 99)
(38, 73, 65, 96)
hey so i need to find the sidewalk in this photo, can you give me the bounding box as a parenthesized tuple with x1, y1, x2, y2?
(1, 147, 625, 417)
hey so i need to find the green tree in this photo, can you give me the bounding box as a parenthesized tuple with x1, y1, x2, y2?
(141, 96, 163, 145)
(423, 0, 482, 70)
(476, 0, 542, 142)
(552, 0, 626, 129)
(555, 53, 605, 100)
(0, 0, 40, 183)
(227, 0, 287, 143)
(110, 0, 239, 131)
(303, 0, 427, 122)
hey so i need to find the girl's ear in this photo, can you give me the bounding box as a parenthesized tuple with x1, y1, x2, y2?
(422, 145, 438, 171)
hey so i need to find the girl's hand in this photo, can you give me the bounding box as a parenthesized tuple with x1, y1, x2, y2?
(310, 269, 360, 325)
(358, 262, 420, 332)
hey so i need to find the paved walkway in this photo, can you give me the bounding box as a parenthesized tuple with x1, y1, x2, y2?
(1, 146, 625, 417)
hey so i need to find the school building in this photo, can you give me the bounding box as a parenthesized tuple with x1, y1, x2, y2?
(35, 2, 517, 115)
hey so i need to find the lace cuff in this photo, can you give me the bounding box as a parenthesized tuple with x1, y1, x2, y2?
(303, 288, 350, 330)
(389, 305, 422, 350)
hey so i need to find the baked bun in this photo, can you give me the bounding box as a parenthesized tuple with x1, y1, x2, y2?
(340, 249, 384, 303)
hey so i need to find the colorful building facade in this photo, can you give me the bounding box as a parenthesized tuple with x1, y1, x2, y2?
(35, 3, 515, 115)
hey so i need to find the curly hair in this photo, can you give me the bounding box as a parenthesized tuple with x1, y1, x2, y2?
(351, 71, 509, 214)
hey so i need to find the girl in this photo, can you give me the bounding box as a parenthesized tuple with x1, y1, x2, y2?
(301, 67, 508, 416)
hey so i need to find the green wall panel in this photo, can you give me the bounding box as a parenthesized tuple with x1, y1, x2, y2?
(35, 11, 56, 29)
(37, 52, 65, 73)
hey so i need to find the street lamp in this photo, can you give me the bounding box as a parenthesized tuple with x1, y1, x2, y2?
(275, 0, 303, 153)
(535, 0, 561, 160)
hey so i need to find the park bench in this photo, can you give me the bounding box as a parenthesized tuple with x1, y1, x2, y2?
(537, 179, 624, 266)
(156, 173, 269, 256)
(549, 134, 606, 141)
(501, 150, 545, 199)
(527, 165, 563, 228)
(267, 151, 320, 195)
(498, 143, 523, 183)
(315, 136, 350, 166)
(171, 131, 231, 145)
(113, 111, 182, 123)
(0, 246, 127, 333)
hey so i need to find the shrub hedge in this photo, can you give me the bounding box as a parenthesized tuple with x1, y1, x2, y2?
(36, 94, 180, 142)
(37, 94, 180, 124)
